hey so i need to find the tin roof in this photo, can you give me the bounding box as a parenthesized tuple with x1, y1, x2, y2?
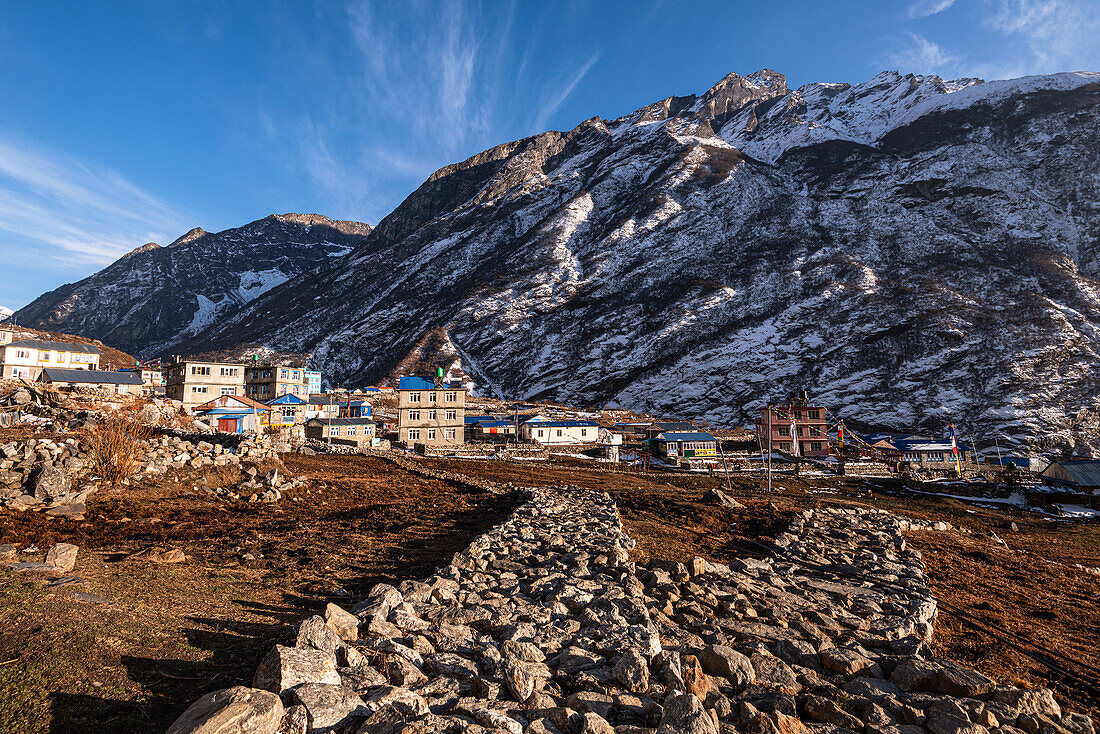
(306, 417, 377, 426)
(653, 421, 695, 431)
(1043, 460, 1100, 487)
(39, 368, 142, 385)
(9, 339, 101, 354)
(398, 376, 462, 391)
(656, 431, 716, 442)
(266, 394, 308, 405)
(476, 420, 511, 428)
(537, 421, 599, 428)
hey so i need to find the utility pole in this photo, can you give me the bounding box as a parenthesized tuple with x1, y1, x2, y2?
(767, 404, 772, 493)
(995, 436, 1003, 467)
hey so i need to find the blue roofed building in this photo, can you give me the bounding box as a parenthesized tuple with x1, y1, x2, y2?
(650, 430, 718, 459)
(396, 372, 466, 446)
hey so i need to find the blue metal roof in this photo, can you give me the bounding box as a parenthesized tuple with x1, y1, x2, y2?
(655, 431, 716, 442)
(266, 394, 307, 405)
(465, 415, 496, 424)
(398, 376, 461, 390)
(538, 421, 598, 428)
(476, 420, 511, 428)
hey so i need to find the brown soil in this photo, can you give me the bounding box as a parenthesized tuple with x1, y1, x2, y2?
(0, 453, 516, 734)
(1, 452, 1097, 731)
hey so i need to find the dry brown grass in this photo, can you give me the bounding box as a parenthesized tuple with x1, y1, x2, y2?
(85, 417, 154, 485)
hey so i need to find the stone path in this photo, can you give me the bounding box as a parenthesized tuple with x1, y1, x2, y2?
(168, 486, 1096, 734)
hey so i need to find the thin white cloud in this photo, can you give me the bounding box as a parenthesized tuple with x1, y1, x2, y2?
(907, 0, 956, 18)
(978, 0, 1100, 77)
(884, 33, 960, 75)
(0, 137, 191, 267)
(535, 53, 602, 132)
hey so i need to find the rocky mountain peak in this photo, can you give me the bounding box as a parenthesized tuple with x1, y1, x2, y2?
(692, 68, 790, 123)
(122, 242, 161, 258)
(168, 227, 209, 248)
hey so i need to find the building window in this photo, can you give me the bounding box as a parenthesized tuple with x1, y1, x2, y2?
(408, 429, 421, 440)
(444, 409, 456, 421)
(445, 391, 457, 402)
(556, 429, 563, 437)
(408, 409, 420, 421)
(427, 428, 436, 440)
(778, 427, 790, 437)
(347, 427, 357, 436)
(15, 350, 29, 359)
(427, 410, 436, 420)
(329, 427, 340, 436)
(192, 366, 211, 376)
(191, 386, 208, 394)
(537, 430, 544, 438)
(444, 428, 456, 440)
(220, 387, 235, 396)
(221, 367, 237, 376)
(581, 429, 587, 437)
(810, 442, 823, 452)
(429, 392, 437, 402)
(809, 410, 820, 419)
(409, 392, 421, 403)
(797, 426, 805, 437)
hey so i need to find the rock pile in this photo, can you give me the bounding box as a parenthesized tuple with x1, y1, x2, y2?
(0, 437, 94, 517)
(168, 490, 1096, 734)
(142, 433, 278, 474)
(205, 464, 305, 503)
(0, 384, 91, 431)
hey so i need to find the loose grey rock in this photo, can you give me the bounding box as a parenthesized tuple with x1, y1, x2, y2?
(165, 686, 283, 734)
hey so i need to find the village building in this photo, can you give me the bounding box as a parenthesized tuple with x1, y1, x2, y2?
(306, 395, 342, 420)
(164, 359, 245, 408)
(396, 374, 466, 446)
(244, 364, 309, 401)
(193, 393, 272, 434)
(304, 417, 377, 448)
(266, 394, 309, 429)
(755, 403, 829, 457)
(37, 368, 144, 395)
(521, 419, 599, 445)
(468, 418, 516, 441)
(650, 430, 718, 460)
(304, 369, 322, 395)
(1040, 459, 1100, 491)
(645, 421, 696, 440)
(864, 434, 975, 465)
(116, 367, 164, 395)
(0, 326, 13, 346)
(0, 339, 101, 380)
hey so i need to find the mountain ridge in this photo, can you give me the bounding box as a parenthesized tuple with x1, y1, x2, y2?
(19, 68, 1100, 452)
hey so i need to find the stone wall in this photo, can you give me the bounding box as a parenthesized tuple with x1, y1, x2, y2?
(168, 486, 1095, 734)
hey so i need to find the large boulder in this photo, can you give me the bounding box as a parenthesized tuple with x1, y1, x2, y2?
(46, 543, 78, 573)
(253, 645, 340, 694)
(697, 645, 755, 687)
(288, 682, 367, 730)
(166, 686, 283, 734)
(34, 464, 69, 501)
(657, 694, 718, 734)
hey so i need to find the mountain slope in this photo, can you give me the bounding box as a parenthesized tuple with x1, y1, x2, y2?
(102, 70, 1100, 450)
(15, 213, 370, 357)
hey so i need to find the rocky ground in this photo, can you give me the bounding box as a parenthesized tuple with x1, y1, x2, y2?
(0, 453, 1096, 733)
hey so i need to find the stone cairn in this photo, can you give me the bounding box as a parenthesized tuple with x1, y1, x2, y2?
(169, 489, 1094, 734)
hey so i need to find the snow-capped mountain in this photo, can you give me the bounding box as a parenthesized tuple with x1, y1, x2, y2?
(28, 68, 1100, 452)
(0, 306, 13, 321)
(15, 213, 370, 357)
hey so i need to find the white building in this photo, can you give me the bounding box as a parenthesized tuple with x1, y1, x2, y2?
(0, 339, 101, 380)
(521, 419, 600, 445)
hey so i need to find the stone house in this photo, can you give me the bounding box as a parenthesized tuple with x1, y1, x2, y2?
(521, 419, 599, 445)
(755, 404, 829, 457)
(245, 364, 309, 401)
(193, 393, 272, 433)
(304, 417, 377, 448)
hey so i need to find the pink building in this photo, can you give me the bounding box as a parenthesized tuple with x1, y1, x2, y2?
(755, 404, 829, 457)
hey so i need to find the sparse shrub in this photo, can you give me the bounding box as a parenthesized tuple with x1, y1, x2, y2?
(86, 416, 154, 484)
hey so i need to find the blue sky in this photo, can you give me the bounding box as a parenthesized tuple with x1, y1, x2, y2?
(2, 0, 1098, 310)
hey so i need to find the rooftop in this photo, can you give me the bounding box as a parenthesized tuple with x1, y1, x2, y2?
(39, 368, 141, 385)
(656, 431, 717, 442)
(398, 376, 463, 391)
(9, 339, 101, 354)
